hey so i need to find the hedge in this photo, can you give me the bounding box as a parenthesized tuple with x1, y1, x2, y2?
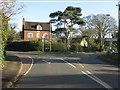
(6, 40, 42, 52)
(6, 40, 67, 52)
(51, 42, 67, 52)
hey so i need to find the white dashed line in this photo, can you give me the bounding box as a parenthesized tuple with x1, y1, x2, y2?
(45, 57, 112, 89)
(48, 62, 51, 64)
(59, 58, 76, 68)
(42, 60, 51, 64)
(79, 63, 84, 68)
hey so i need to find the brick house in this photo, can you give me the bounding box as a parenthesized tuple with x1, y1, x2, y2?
(22, 18, 51, 41)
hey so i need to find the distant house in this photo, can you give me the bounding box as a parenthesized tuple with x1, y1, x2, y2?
(22, 18, 51, 41)
(104, 38, 117, 45)
(80, 36, 88, 47)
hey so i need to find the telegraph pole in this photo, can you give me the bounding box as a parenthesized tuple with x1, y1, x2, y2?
(50, 22, 52, 52)
(117, 1, 120, 54)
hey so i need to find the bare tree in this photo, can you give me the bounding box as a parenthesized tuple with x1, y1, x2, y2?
(83, 14, 117, 50)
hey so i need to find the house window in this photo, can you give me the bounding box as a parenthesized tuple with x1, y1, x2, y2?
(28, 33, 33, 38)
(37, 24, 42, 30)
(36, 33, 40, 38)
(42, 33, 48, 39)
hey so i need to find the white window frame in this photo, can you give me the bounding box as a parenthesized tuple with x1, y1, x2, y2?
(36, 33, 40, 38)
(28, 33, 33, 38)
(42, 33, 48, 39)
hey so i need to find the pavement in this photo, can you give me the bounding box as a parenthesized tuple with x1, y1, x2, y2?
(3, 51, 33, 88)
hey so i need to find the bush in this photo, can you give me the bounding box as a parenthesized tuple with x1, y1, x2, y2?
(6, 40, 68, 52)
(70, 43, 83, 52)
(30, 40, 42, 51)
(88, 43, 100, 51)
(51, 42, 67, 52)
(6, 40, 42, 52)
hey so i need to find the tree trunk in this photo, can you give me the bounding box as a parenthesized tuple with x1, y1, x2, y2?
(67, 29, 71, 52)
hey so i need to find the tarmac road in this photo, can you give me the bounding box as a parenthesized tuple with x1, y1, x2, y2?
(10, 52, 119, 89)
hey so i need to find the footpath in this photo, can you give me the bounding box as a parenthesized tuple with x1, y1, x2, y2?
(2, 52, 33, 88)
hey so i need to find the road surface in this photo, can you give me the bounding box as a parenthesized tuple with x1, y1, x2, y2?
(10, 52, 119, 89)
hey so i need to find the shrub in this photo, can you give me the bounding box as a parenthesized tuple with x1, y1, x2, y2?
(70, 43, 83, 52)
(88, 43, 100, 52)
(30, 40, 42, 51)
(6, 40, 68, 52)
(51, 42, 67, 52)
(6, 40, 42, 52)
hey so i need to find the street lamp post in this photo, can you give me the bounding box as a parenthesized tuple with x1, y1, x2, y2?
(116, 1, 120, 54)
(118, 1, 120, 54)
(50, 22, 52, 52)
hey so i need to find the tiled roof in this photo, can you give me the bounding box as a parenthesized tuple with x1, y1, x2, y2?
(24, 21, 50, 30)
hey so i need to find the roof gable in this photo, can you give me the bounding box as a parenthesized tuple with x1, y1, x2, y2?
(24, 21, 50, 30)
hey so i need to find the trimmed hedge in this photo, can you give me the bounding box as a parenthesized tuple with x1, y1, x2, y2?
(6, 40, 42, 52)
(6, 40, 67, 52)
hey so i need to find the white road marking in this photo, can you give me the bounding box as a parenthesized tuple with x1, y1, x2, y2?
(24, 56, 34, 76)
(79, 63, 84, 68)
(48, 62, 51, 64)
(13, 54, 23, 77)
(59, 58, 76, 68)
(81, 70, 112, 89)
(86, 71, 113, 89)
(46, 57, 112, 89)
(86, 71, 92, 74)
(42, 60, 51, 64)
(17, 61, 23, 77)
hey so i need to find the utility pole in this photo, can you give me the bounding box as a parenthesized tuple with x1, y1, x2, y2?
(50, 22, 52, 52)
(117, 1, 120, 54)
(118, 1, 120, 54)
(22, 17, 25, 40)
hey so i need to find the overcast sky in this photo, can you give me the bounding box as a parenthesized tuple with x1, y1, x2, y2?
(12, 0, 119, 31)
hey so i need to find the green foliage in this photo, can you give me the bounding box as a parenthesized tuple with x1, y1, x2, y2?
(89, 43, 101, 51)
(6, 40, 68, 52)
(0, 11, 4, 68)
(112, 42, 118, 53)
(7, 28, 16, 42)
(51, 42, 67, 52)
(49, 6, 84, 51)
(83, 14, 117, 51)
(0, 0, 24, 68)
(6, 40, 42, 52)
(30, 40, 42, 51)
(70, 43, 83, 52)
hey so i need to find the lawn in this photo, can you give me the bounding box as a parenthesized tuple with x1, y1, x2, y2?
(2, 55, 21, 88)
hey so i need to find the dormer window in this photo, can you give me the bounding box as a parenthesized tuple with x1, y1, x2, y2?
(37, 24, 42, 30)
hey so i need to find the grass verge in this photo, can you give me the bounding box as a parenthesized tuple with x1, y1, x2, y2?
(97, 53, 119, 67)
(2, 55, 21, 88)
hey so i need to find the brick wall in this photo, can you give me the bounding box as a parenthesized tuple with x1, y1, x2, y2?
(24, 30, 50, 41)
